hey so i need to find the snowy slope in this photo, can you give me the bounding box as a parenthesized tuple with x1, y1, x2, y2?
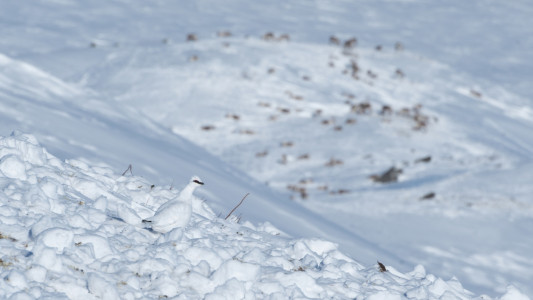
(0, 51, 405, 271)
(0, 0, 531, 99)
(88, 40, 533, 296)
(0, 133, 505, 299)
(0, 0, 532, 297)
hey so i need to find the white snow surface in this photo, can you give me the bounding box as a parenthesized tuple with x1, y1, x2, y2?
(0, 0, 532, 298)
(0, 133, 492, 299)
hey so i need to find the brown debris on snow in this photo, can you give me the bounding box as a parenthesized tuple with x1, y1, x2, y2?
(370, 167, 402, 183)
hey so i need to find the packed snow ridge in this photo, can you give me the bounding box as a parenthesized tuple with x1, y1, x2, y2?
(0, 133, 526, 300)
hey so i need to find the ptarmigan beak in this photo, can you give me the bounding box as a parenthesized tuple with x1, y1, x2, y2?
(193, 179, 204, 185)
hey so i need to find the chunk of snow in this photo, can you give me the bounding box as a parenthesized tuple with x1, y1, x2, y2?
(0, 155, 27, 180)
(205, 278, 246, 300)
(7, 292, 35, 300)
(409, 265, 427, 279)
(151, 274, 179, 298)
(500, 286, 530, 300)
(184, 246, 223, 270)
(117, 203, 142, 225)
(274, 271, 324, 298)
(4, 270, 28, 289)
(25, 266, 47, 283)
(87, 273, 120, 300)
(428, 278, 450, 297)
(93, 196, 107, 211)
(302, 238, 338, 256)
(73, 234, 113, 259)
(365, 291, 402, 300)
(30, 216, 56, 238)
(405, 286, 429, 299)
(37, 227, 74, 252)
(211, 260, 260, 287)
(38, 177, 64, 198)
(34, 247, 63, 272)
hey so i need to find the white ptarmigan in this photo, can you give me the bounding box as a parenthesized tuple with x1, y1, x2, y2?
(142, 176, 204, 233)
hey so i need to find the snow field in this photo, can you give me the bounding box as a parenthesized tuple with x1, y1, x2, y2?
(0, 0, 532, 297)
(1, 132, 520, 299)
(85, 27, 533, 295)
(84, 32, 533, 218)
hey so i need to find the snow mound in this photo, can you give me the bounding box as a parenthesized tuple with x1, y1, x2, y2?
(0, 133, 525, 299)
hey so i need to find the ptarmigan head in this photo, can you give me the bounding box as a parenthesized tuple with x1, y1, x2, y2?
(176, 175, 204, 200)
(191, 175, 204, 186)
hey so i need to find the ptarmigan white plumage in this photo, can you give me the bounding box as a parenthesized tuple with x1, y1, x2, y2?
(142, 176, 204, 233)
